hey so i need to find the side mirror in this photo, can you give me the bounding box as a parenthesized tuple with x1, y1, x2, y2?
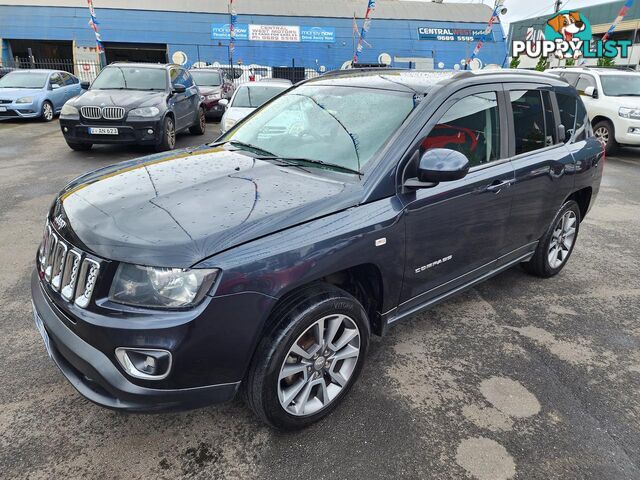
(584, 86, 598, 99)
(80, 81, 90, 90)
(405, 148, 470, 188)
(218, 98, 229, 108)
(172, 84, 187, 94)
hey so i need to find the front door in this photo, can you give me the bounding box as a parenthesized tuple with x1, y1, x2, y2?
(48, 72, 66, 110)
(398, 86, 515, 314)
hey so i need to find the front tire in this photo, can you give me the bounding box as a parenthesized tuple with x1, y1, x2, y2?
(244, 284, 370, 430)
(41, 101, 54, 122)
(189, 107, 206, 135)
(155, 116, 176, 152)
(593, 119, 617, 155)
(523, 200, 581, 278)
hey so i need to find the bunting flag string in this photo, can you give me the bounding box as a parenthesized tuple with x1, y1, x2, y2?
(86, 0, 103, 52)
(229, 0, 237, 55)
(467, 1, 503, 65)
(353, 0, 376, 64)
(602, 0, 634, 42)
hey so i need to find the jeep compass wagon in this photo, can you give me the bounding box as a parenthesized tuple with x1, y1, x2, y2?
(32, 69, 604, 429)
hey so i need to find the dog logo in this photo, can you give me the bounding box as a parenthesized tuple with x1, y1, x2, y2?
(546, 12, 585, 42)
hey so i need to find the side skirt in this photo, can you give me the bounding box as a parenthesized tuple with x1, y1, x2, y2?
(382, 248, 536, 331)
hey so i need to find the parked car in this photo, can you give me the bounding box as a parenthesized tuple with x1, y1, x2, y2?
(32, 69, 603, 430)
(189, 68, 234, 119)
(59, 62, 205, 151)
(0, 69, 84, 121)
(219, 79, 292, 133)
(547, 66, 640, 153)
(0, 67, 15, 78)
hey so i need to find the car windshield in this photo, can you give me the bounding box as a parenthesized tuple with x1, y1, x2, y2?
(231, 85, 288, 108)
(0, 71, 48, 89)
(600, 75, 640, 96)
(91, 66, 167, 91)
(190, 71, 222, 87)
(219, 85, 417, 172)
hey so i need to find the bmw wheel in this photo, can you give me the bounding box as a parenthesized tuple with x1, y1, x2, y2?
(41, 101, 54, 122)
(244, 284, 370, 430)
(189, 107, 206, 135)
(155, 116, 176, 152)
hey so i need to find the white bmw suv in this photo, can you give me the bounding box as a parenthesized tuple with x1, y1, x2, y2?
(547, 67, 640, 153)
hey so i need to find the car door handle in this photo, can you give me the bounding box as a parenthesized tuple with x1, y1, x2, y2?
(485, 179, 513, 193)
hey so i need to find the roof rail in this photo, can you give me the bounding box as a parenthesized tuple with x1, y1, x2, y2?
(321, 67, 408, 77)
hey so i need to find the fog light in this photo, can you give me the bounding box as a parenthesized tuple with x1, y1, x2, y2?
(628, 127, 640, 135)
(63, 127, 68, 132)
(147, 129, 154, 135)
(115, 348, 172, 380)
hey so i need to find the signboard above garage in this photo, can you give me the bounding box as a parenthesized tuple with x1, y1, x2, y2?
(211, 23, 335, 43)
(417, 27, 493, 42)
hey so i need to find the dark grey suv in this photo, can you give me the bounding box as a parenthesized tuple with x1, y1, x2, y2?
(32, 69, 604, 429)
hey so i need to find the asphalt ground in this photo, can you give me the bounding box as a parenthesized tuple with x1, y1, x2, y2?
(0, 117, 639, 480)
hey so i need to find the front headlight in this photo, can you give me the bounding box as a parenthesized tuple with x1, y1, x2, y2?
(128, 106, 160, 118)
(61, 104, 79, 116)
(206, 93, 221, 100)
(619, 106, 640, 119)
(109, 264, 219, 308)
(224, 118, 237, 131)
(16, 96, 33, 104)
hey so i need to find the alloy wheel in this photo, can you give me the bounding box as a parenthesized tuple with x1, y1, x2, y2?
(43, 103, 53, 121)
(548, 210, 577, 269)
(167, 118, 176, 148)
(594, 126, 609, 145)
(277, 313, 361, 416)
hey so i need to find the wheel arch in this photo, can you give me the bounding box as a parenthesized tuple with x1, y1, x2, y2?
(565, 186, 593, 222)
(591, 115, 613, 128)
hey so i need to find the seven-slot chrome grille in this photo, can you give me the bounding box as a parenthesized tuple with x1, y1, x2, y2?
(80, 106, 125, 120)
(38, 222, 101, 309)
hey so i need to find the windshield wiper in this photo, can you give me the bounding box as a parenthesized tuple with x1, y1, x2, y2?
(256, 157, 362, 175)
(224, 140, 277, 157)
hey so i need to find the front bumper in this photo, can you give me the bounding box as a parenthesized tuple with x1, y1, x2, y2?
(613, 117, 640, 145)
(31, 270, 240, 412)
(0, 103, 39, 119)
(59, 117, 164, 145)
(202, 99, 225, 116)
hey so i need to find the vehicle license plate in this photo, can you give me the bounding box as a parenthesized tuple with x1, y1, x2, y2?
(0, 107, 7, 112)
(89, 127, 118, 135)
(32, 302, 52, 358)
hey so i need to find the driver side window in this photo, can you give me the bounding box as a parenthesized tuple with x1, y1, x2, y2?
(422, 92, 500, 168)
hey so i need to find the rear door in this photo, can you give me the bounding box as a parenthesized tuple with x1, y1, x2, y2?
(397, 84, 515, 313)
(501, 84, 577, 263)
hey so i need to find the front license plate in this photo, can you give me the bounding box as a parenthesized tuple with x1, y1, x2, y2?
(32, 303, 52, 358)
(0, 107, 7, 112)
(89, 127, 118, 135)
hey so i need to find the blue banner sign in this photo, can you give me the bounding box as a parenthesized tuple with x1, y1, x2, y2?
(417, 27, 492, 42)
(212, 23, 335, 43)
(301, 26, 336, 43)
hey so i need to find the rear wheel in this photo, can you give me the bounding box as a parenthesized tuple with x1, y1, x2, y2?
(244, 284, 370, 430)
(155, 116, 176, 152)
(523, 200, 580, 278)
(593, 119, 617, 154)
(189, 107, 206, 135)
(66, 141, 92, 151)
(41, 101, 54, 122)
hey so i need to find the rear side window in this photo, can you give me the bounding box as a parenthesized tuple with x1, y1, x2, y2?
(555, 93, 577, 142)
(510, 90, 548, 154)
(562, 72, 579, 86)
(575, 100, 588, 141)
(422, 91, 500, 168)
